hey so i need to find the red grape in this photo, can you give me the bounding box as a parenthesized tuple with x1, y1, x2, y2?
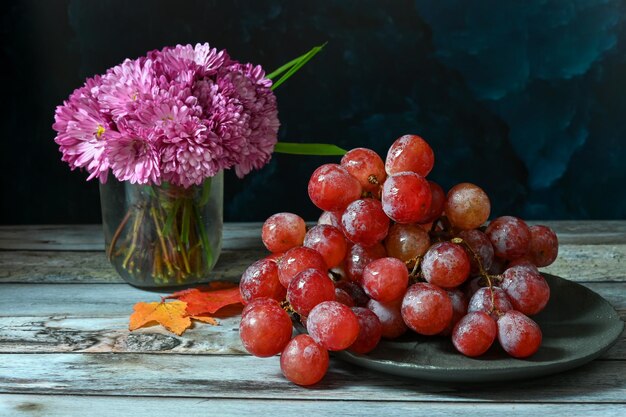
(304, 224, 348, 268)
(280, 334, 329, 386)
(381, 172, 432, 224)
(308, 164, 362, 212)
(362, 257, 409, 302)
(307, 301, 360, 351)
(345, 243, 387, 283)
(335, 287, 356, 307)
(341, 198, 390, 246)
(468, 287, 513, 319)
(242, 297, 280, 318)
(318, 210, 342, 229)
(261, 212, 306, 253)
(445, 183, 491, 230)
(336, 280, 371, 307)
(528, 225, 559, 267)
(278, 246, 327, 288)
(485, 216, 531, 260)
(452, 312, 497, 357)
(239, 300, 293, 357)
(384, 223, 431, 263)
(401, 283, 453, 335)
(497, 310, 542, 358)
(385, 134, 435, 177)
(341, 147, 387, 193)
(367, 298, 408, 339)
(422, 181, 446, 223)
(457, 229, 495, 274)
(507, 258, 540, 273)
(240, 258, 286, 304)
(441, 289, 468, 336)
(287, 268, 336, 317)
(501, 266, 550, 315)
(349, 307, 383, 354)
(421, 242, 471, 288)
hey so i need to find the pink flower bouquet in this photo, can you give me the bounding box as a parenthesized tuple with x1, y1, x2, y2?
(53, 42, 340, 286)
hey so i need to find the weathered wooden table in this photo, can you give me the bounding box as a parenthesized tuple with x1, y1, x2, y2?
(0, 222, 624, 416)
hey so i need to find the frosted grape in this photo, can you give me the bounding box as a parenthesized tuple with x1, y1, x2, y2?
(367, 298, 408, 339)
(308, 164, 362, 212)
(261, 212, 306, 253)
(341, 147, 387, 193)
(381, 172, 432, 224)
(278, 246, 327, 288)
(445, 183, 491, 230)
(287, 268, 336, 317)
(307, 301, 360, 351)
(401, 283, 453, 335)
(239, 258, 286, 304)
(452, 312, 497, 357)
(280, 335, 329, 386)
(501, 265, 550, 316)
(239, 300, 293, 357)
(341, 198, 390, 247)
(497, 310, 542, 358)
(421, 242, 471, 288)
(528, 225, 559, 267)
(361, 257, 409, 302)
(384, 223, 431, 264)
(485, 216, 531, 260)
(349, 307, 383, 354)
(304, 224, 348, 268)
(385, 134, 435, 177)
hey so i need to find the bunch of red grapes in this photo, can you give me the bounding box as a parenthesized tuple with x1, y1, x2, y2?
(239, 134, 559, 386)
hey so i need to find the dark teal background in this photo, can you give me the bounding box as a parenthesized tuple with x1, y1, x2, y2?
(2, 0, 625, 223)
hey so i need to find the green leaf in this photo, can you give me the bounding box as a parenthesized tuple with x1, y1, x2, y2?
(274, 142, 347, 156)
(181, 200, 191, 245)
(266, 56, 303, 80)
(162, 199, 181, 237)
(270, 42, 327, 90)
(194, 206, 213, 268)
(198, 177, 213, 207)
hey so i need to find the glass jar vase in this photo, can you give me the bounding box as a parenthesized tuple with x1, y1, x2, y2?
(99, 172, 223, 287)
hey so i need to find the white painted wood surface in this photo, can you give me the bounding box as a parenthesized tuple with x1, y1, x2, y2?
(0, 222, 624, 416)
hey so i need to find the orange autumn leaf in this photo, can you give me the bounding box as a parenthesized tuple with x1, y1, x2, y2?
(129, 300, 191, 336)
(191, 315, 219, 325)
(166, 283, 242, 316)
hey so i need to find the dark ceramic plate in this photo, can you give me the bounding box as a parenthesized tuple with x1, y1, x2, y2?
(314, 274, 624, 382)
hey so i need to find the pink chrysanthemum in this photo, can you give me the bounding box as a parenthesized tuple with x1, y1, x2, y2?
(106, 123, 161, 185)
(53, 76, 116, 182)
(52, 42, 280, 187)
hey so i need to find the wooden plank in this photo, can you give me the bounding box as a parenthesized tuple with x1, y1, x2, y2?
(1, 221, 625, 251)
(0, 223, 263, 251)
(2, 243, 624, 284)
(0, 282, 622, 319)
(542, 244, 626, 282)
(0, 249, 265, 284)
(1, 395, 625, 417)
(0, 353, 625, 402)
(0, 315, 247, 355)
(0, 283, 622, 358)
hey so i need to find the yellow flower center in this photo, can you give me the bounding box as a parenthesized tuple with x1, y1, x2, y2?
(96, 125, 105, 139)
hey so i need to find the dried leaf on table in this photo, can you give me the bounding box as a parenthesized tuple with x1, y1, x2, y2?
(191, 315, 219, 325)
(129, 300, 191, 336)
(166, 282, 242, 316)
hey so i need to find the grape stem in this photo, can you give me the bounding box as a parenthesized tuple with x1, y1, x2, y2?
(408, 256, 423, 283)
(451, 237, 503, 316)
